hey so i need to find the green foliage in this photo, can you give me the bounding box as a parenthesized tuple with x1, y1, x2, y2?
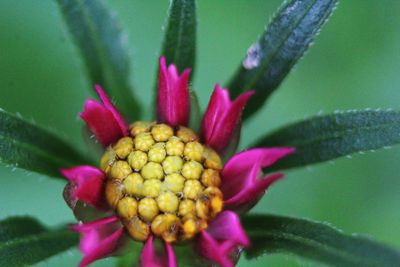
(116, 241, 141, 267)
(161, 0, 197, 74)
(243, 214, 400, 267)
(228, 0, 337, 120)
(0, 216, 78, 266)
(189, 90, 202, 132)
(253, 110, 400, 170)
(56, 0, 141, 120)
(116, 240, 208, 267)
(0, 109, 89, 178)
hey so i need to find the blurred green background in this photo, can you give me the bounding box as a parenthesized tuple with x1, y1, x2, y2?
(0, 1, 399, 266)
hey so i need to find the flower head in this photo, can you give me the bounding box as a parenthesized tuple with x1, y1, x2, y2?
(61, 56, 294, 267)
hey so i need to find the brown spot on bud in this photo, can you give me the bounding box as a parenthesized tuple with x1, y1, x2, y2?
(204, 147, 223, 170)
(201, 169, 222, 187)
(177, 126, 198, 143)
(151, 214, 181, 243)
(130, 121, 154, 136)
(105, 180, 124, 208)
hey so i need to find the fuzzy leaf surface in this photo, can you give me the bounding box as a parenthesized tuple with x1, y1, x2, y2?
(0, 216, 78, 266)
(252, 110, 400, 170)
(161, 0, 196, 74)
(56, 0, 141, 119)
(0, 109, 88, 177)
(243, 214, 400, 267)
(228, 0, 337, 120)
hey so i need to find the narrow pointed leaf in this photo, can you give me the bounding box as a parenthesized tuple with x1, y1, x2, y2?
(243, 214, 400, 267)
(253, 110, 400, 170)
(0, 109, 89, 178)
(228, 0, 337, 120)
(0, 216, 78, 266)
(56, 0, 141, 119)
(161, 0, 196, 74)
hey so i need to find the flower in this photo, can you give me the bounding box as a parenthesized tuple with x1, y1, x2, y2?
(61, 56, 294, 267)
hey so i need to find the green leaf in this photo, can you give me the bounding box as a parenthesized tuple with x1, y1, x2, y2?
(0, 216, 78, 267)
(161, 0, 197, 74)
(252, 110, 400, 170)
(116, 239, 210, 267)
(242, 214, 400, 267)
(227, 0, 337, 120)
(189, 90, 201, 132)
(0, 109, 89, 178)
(116, 241, 141, 267)
(56, 0, 141, 120)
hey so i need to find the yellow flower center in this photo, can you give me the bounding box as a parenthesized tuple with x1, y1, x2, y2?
(100, 122, 224, 243)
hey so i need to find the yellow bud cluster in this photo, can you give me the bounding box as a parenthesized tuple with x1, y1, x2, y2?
(101, 122, 224, 243)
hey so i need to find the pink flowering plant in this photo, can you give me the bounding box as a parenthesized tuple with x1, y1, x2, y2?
(1, 0, 399, 267)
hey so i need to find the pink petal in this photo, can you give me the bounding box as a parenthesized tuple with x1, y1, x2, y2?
(140, 235, 177, 267)
(165, 242, 177, 267)
(198, 231, 236, 267)
(198, 211, 249, 267)
(201, 84, 254, 153)
(157, 56, 191, 127)
(72, 216, 124, 267)
(222, 148, 295, 211)
(206, 211, 249, 247)
(80, 85, 128, 147)
(94, 85, 128, 135)
(61, 166, 107, 210)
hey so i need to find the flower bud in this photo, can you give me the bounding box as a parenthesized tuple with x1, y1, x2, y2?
(151, 123, 174, 141)
(117, 197, 138, 219)
(184, 141, 204, 162)
(110, 160, 132, 180)
(162, 156, 183, 174)
(138, 198, 159, 222)
(134, 132, 154, 151)
(128, 150, 148, 171)
(141, 162, 164, 180)
(166, 136, 184, 156)
(182, 160, 203, 180)
(113, 137, 134, 159)
(157, 191, 179, 213)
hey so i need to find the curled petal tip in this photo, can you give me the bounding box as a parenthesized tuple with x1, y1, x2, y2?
(207, 211, 250, 247)
(198, 231, 234, 267)
(198, 211, 249, 267)
(73, 216, 124, 267)
(221, 148, 295, 211)
(60, 166, 107, 210)
(80, 85, 128, 147)
(157, 57, 191, 127)
(201, 86, 254, 153)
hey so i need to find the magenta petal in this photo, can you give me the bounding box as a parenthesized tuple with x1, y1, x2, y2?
(140, 235, 177, 267)
(80, 86, 128, 147)
(222, 148, 295, 211)
(198, 211, 249, 267)
(201, 84, 254, 153)
(165, 242, 177, 267)
(61, 166, 107, 210)
(198, 231, 235, 267)
(95, 85, 128, 135)
(72, 216, 124, 267)
(206, 211, 249, 247)
(157, 56, 191, 127)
